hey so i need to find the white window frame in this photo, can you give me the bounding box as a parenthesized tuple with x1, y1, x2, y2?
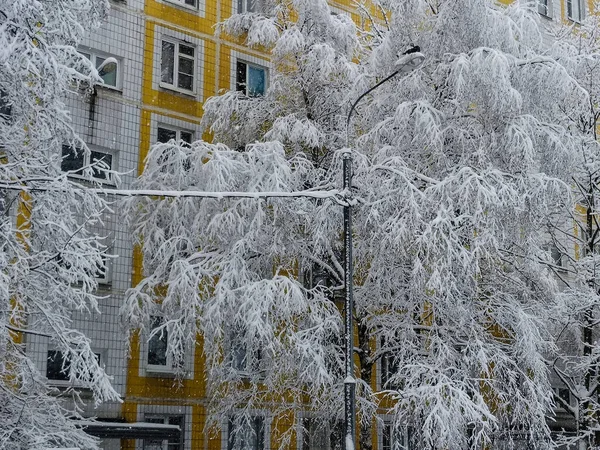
(157, 124, 194, 145)
(141, 316, 194, 377)
(164, 0, 198, 11)
(226, 326, 265, 379)
(45, 348, 104, 388)
(538, 0, 552, 17)
(79, 48, 122, 90)
(61, 144, 117, 185)
(378, 417, 414, 450)
(143, 414, 185, 450)
(296, 415, 343, 450)
(222, 412, 271, 450)
(566, 0, 584, 22)
(236, 0, 265, 14)
(137, 405, 193, 450)
(160, 38, 196, 95)
(235, 59, 268, 97)
(146, 316, 175, 374)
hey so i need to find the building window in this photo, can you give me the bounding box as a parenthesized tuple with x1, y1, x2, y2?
(61, 145, 115, 182)
(79, 50, 120, 88)
(227, 416, 265, 450)
(236, 61, 266, 97)
(567, 0, 584, 21)
(157, 126, 194, 146)
(228, 328, 262, 376)
(161, 40, 195, 92)
(538, 0, 551, 17)
(166, 0, 197, 8)
(46, 350, 101, 383)
(382, 422, 413, 450)
(144, 415, 184, 450)
(380, 337, 400, 389)
(0, 90, 12, 118)
(147, 316, 172, 370)
(237, 0, 264, 13)
(301, 418, 343, 450)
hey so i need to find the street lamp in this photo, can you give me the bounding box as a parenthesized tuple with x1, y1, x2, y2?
(342, 46, 425, 450)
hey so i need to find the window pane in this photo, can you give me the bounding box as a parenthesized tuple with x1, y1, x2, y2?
(161, 41, 175, 85)
(90, 150, 113, 179)
(236, 61, 247, 93)
(184, 0, 196, 5)
(179, 44, 194, 57)
(247, 66, 265, 97)
(180, 131, 193, 145)
(47, 350, 70, 381)
(177, 73, 193, 91)
(237, 0, 244, 13)
(178, 57, 194, 76)
(0, 90, 11, 117)
(158, 127, 178, 143)
(148, 317, 168, 366)
(61, 145, 85, 173)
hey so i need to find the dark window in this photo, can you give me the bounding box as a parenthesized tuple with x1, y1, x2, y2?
(46, 350, 70, 381)
(61, 145, 85, 174)
(46, 350, 100, 382)
(301, 419, 343, 450)
(236, 61, 266, 97)
(144, 415, 184, 450)
(228, 416, 265, 450)
(380, 337, 400, 389)
(382, 423, 413, 450)
(148, 316, 168, 367)
(0, 91, 12, 118)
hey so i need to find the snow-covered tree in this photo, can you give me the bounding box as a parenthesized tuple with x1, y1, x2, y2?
(0, 0, 120, 448)
(537, 7, 600, 448)
(125, 0, 588, 449)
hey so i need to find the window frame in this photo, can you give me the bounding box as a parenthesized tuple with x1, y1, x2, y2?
(61, 144, 117, 185)
(236, 0, 264, 14)
(566, 0, 584, 22)
(298, 417, 343, 450)
(227, 326, 264, 379)
(160, 38, 196, 95)
(146, 316, 175, 373)
(157, 125, 194, 146)
(144, 415, 185, 450)
(379, 419, 414, 450)
(236, 60, 268, 97)
(45, 349, 102, 387)
(164, 0, 198, 11)
(226, 415, 267, 450)
(79, 49, 122, 90)
(538, 0, 551, 17)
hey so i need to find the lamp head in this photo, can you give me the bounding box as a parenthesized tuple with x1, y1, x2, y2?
(96, 57, 118, 78)
(394, 50, 425, 75)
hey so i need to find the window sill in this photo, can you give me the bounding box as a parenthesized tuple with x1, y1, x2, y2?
(159, 82, 196, 98)
(66, 173, 117, 187)
(95, 83, 123, 94)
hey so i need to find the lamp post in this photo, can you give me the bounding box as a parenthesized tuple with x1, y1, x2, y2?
(343, 47, 425, 450)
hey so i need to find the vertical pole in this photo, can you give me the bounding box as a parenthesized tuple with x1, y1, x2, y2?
(343, 150, 356, 450)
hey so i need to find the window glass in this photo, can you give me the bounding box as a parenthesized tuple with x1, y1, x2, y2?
(180, 131, 193, 145)
(144, 416, 184, 450)
(61, 145, 85, 173)
(47, 350, 70, 381)
(236, 61, 247, 93)
(90, 150, 113, 179)
(148, 317, 168, 366)
(95, 56, 118, 87)
(158, 127, 178, 144)
(247, 66, 265, 97)
(228, 417, 265, 450)
(161, 41, 175, 85)
(0, 91, 11, 118)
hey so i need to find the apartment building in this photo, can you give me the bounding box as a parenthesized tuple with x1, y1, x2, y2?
(25, 0, 596, 449)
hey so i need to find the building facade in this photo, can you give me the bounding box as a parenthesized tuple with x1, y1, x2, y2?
(26, 0, 595, 449)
